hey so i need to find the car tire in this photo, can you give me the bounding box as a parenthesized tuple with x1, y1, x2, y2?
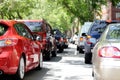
(45, 51, 51, 60)
(77, 46, 79, 51)
(36, 53, 43, 70)
(84, 52, 92, 64)
(58, 48, 63, 53)
(52, 50, 57, 57)
(79, 48, 84, 53)
(16, 56, 25, 80)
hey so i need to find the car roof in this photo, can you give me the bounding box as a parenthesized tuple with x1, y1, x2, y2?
(0, 20, 16, 25)
(16, 19, 44, 22)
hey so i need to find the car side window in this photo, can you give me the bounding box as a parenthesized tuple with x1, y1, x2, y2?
(14, 23, 33, 39)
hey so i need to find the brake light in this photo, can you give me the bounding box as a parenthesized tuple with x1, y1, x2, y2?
(87, 35, 91, 39)
(5, 39, 12, 45)
(59, 38, 63, 42)
(80, 37, 83, 41)
(98, 46, 120, 58)
(0, 38, 18, 47)
(63, 39, 67, 43)
(86, 41, 92, 44)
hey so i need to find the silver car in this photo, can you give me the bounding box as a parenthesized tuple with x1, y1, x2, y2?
(92, 23, 120, 80)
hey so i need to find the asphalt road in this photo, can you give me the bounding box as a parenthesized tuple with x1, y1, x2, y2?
(1, 43, 93, 80)
(24, 43, 93, 80)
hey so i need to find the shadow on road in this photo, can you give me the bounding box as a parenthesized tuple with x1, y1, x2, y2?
(24, 67, 50, 80)
(44, 56, 62, 62)
(0, 67, 50, 80)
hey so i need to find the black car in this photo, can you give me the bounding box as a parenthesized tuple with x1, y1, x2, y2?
(52, 29, 64, 53)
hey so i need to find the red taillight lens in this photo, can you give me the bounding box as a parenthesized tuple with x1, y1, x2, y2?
(0, 38, 18, 47)
(87, 35, 91, 39)
(59, 38, 63, 42)
(98, 47, 120, 58)
(86, 41, 92, 44)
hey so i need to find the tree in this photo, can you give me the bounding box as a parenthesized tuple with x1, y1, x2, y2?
(0, 0, 36, 19)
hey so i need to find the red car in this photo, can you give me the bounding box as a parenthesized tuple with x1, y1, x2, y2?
(17, 20, 57, 60)
(0, 20, 43, 80)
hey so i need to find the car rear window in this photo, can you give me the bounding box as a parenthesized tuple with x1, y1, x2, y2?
(24, 22, 42, 32)
(90, 21, 108, 34)
(106, 24, 120, 39)
(0, 24, 8, 36)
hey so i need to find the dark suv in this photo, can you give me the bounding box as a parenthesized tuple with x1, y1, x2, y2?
(84, 20, 120, 64)
(52, 29, 65, 53)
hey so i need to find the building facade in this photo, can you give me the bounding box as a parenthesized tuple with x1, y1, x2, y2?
(101, 1, 120, 20)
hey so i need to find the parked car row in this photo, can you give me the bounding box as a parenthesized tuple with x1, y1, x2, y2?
(52, 29, 68, 53)
(79, 20, 120, 80)
(92, 22, 120, 80)
(77, 20, 120, 63)
(0, 19, 69, 80)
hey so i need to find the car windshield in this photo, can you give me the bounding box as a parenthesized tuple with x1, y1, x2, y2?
(0, 24, 8, 36)
(24, 22, 42, 32)
(106, 24, 120, 39)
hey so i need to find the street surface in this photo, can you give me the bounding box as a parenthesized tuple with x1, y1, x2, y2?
(1, 43, 93, 80)
(24, 43, 93, 80)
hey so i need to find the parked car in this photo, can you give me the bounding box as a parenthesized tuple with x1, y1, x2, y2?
(77, 22, 93, 53)
(62, 34, 69, 48)
(52, 29, 64, 53)
(92, 23, 120, 80)
(83, 20, 120, 64)
(0, 20, 43, 80)
(17, 20, 57, 60)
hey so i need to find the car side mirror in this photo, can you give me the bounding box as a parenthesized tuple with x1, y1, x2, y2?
(33, 34, 42, 41)
(36, 35, 42, 41)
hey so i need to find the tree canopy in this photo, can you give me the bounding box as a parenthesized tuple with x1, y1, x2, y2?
(0, 0, 119, 32)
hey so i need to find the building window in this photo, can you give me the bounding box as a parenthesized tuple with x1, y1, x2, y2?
(116, 12, 120, 19)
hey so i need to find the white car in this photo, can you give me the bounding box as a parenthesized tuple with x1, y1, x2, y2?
(77, 22, 92, 53)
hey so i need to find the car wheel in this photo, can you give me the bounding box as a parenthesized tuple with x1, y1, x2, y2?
(52, 50, 57, 57)
(36, 53, 43, 70)
(79, 48, 84, 53)
(16, 56, 25, 80)
(77, 46, 79, 51)
(84, 52, 92, 64)
(45, 51, 51, 60)
(58, 47, 64, 53)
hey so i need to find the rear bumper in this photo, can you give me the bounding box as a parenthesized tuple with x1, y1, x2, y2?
(0, 47, 20, 75)
(94, 59, 120, 80)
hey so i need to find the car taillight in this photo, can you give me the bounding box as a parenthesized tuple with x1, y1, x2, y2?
(0, 38, 18, 47)
(59, 38, 63, 42)
(80, 37, 83, 41)
(98, 46, 120, 58)
(87, 35, 91, 39)
(86, 41, 92, 44)
(63, 39, 67, 43)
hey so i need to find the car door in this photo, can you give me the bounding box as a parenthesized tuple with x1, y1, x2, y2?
(14, 23, 39, 68)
